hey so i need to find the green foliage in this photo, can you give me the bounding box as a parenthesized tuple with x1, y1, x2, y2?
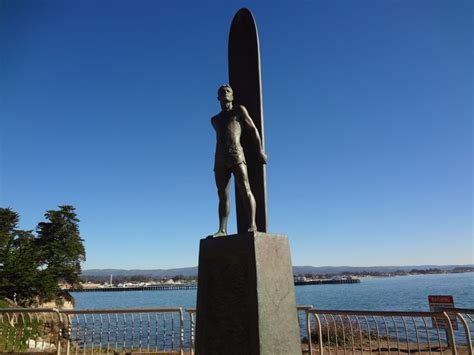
(2, 230, 41, 306)
(36, 206, 85, 293)
(0, 318, 41, 351)
(0, 208, 20, 292)
(0, 208, 22, 300)
(0, 208, 19, 252)
(0, 205, 85, 306)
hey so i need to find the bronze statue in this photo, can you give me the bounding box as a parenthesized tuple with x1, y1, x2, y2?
(211, 85, 267, 237)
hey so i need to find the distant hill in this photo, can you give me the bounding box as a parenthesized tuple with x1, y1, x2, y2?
(292, 265, 473, 274)
(82, 267, 198, 278)
(82, 265, 473, 278)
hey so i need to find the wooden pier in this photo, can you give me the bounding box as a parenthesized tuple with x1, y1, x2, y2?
(70, 278, 360, 292)
(294, 278, 360, 286)
(70, 284, 197, 292)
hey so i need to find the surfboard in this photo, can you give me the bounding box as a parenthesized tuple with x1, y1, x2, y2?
(228, 8, 268, 233)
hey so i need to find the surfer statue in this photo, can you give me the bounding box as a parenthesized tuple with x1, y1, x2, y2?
(211, 84, 267, 237)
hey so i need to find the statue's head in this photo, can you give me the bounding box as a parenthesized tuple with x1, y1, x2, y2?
(217, 84, 234, 103)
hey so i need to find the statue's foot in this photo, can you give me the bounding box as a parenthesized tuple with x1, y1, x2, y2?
(248, 224, 257, 232)
(211, 230, 227, 238)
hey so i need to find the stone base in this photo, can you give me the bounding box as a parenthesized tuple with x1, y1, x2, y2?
(195, 232, 301, 355)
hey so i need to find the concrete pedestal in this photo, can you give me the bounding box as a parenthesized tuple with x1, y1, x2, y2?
(195, 232, 301, 355)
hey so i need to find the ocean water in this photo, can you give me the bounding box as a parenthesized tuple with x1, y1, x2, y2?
(71, 272, 474, 311)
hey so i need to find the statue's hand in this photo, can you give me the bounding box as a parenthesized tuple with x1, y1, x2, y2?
(259, 150, 268, 164)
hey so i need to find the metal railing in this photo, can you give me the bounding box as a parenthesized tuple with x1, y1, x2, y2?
(305, 308, 474, 355)
(186, 308, 195, 355)
(0, 306, 472, 354)
(62, 308, 184, 354)
(0, 308, 63, 353)
(0, 307, 185, 354)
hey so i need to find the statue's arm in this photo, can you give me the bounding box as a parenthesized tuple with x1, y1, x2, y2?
(239, 106, 267, 164)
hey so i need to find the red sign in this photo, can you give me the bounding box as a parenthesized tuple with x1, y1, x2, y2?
(428, 295, 454, 304)
(428, 295, 457, 330)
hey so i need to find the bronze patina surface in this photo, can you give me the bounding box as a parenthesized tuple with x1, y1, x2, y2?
(211, 84, 267, 237)
(228, 8, 268, 234)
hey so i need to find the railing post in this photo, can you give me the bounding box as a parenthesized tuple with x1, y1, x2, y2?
(179, 308, 184, 355)
(306, 309, 312, 355)
(191, 310, 195, 355)
(66, 314, 71, 355)
(442, 312, 457, 355)
(186, 309, 195, 355)
(316, 314, 323, 355)
(53, 308, 62, 355)
(453, 313, 472, 355)
(309, 312, 323, 355)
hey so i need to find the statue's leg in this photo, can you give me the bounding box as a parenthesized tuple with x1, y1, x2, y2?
(233, 163, 257, 232)
(213, 165, 231, 237)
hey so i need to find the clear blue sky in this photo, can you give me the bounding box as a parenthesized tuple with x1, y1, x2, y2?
(1, 0, 472, 269)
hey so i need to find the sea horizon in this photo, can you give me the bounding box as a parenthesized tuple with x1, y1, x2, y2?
(81, 263, 474, 277)
(72, 273, 474, 311)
